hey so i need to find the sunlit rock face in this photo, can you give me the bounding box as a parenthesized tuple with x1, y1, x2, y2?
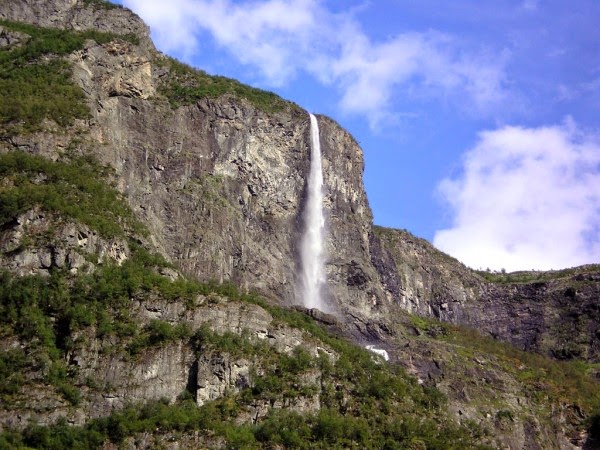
(0, 0, 373, 313)
(2, 0, 598, 364)
(1, 2, 599, 447)
(0, 0, 154, 50)
(3, 0, 598, 362)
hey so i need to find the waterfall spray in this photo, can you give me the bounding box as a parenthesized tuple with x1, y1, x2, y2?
(300, 114, 326, 310)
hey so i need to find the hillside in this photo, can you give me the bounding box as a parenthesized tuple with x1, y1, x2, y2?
(0, 0, 599, 448)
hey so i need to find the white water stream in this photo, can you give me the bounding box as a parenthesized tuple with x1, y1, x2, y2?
(300, 114, 326, 310)
(365, 345, 390, 362)
(299, 115, 388, 363)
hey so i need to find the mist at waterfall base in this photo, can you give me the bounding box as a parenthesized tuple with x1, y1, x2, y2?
(299, 114, 327, 312)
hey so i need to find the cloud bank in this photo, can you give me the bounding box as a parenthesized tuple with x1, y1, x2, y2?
(433, 122, 600, 271)
(123, 0, 508, 126)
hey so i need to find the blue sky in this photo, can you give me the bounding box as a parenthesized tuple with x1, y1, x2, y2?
(113, 0, 600, 271)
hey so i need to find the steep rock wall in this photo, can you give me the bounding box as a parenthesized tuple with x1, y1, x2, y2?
(1, 2, 598, 447)
(1, 0, 383, 320)
(1, 0, 598, 364)
(371, 227, 600, 363)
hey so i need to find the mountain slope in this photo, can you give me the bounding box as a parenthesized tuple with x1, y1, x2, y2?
(0, 1, 598, 448)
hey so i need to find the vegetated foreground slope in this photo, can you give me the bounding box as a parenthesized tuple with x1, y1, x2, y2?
(0, 153, 597, 449)
(0, 1, 599, 448)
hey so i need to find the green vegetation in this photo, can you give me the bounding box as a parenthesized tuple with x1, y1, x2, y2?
(0, 321, 490, 449)
(0, 396, 485, 449)
(0, 141, 595, 449)
(157, 57, 297, 113)
(187, 315, 487, 447)
(128, 320, 192, 355)
(82, 0, 121, 10)
(0, 152, 144, 238)
(475, 264, 600, 284)
(195, 327, 319, 402)
(0, 168, 489, 448)
(0, 246, 206, 349)
(0, 349, 28, 398)
(0, 246, 207, 404)
(0, 59, 89, 132)
(47, 360, 82, 406)
(409, 313, 600, 417)
(0, 19, 137, 133)
(0, 19, 138, 60)
(1, 243, 597, 448)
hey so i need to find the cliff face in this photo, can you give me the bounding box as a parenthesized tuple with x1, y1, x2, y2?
(371, 227, 600, 363)
(1, 0, 383, 320)
(3, 0, 596, 362)
(1, 1, 599, 448)
(0, 0, 153, 49)
(82, 59, 376, 312)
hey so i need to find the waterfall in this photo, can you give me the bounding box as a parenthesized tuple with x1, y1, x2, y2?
(366, 345, 390, 362)
(300, 113, 326, 310)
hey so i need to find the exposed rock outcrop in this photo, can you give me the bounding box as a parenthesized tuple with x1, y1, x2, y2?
(0, 209, 129, 276)
(371, 227, 600, 363)
(1, 0, 384, 321)
(0, 0, 154, 51)
(0, 1, 598, 448)
(2, 0, 596, 365)
(0, 297, 330, 430)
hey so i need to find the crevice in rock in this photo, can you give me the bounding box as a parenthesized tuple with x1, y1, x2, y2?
(186, 359, 199, 400)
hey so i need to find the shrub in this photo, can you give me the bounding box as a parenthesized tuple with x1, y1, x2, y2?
(23, 418, 105, 450)
(157, 57, 297, 113)
(254, 410, 312, 447)
(0, 60, 90, 131)
(128, 320, 192, 355)
(0, 19, 138, 133)
(0, 152, 144, 238)
(0, 349, 28, 399)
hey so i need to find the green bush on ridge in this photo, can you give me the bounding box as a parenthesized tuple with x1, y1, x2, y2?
(82, 0, 121, 10)
(0, 19, 139, 60)
(157, 57, 298, 114)
(0, 19, 138, 133)
(0, 152, 143, 238)
(475, 264, 600, 284)
(0, 60, 90, 131)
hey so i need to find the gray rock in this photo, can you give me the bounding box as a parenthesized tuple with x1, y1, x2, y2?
(0, 2, 597, 448)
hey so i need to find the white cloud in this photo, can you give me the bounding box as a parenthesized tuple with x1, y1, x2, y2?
(520, 0, 539, 12)
(334, 32, 509, 127)
(123, 0, 509, 126)
(433, 121, 600, 271)
(125, 0, 320, 85)
(556, 77, 600, 103)
(123, 0, 200, 59)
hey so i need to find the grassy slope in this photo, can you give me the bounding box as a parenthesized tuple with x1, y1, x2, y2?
(0, 19, 139, 134)
(155, 56, 301, 114)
